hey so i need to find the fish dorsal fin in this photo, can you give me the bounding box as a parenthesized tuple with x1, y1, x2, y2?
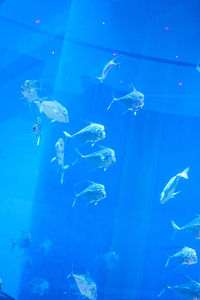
(129, 83, 136, 92)
(111, 55, 123, 63)
(87, 180, 97, 185)
(80, 119, 93, 125)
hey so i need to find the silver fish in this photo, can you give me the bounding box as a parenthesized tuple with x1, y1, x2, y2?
(75, 146, 116, 171)
(107, 86, 144, 116)
(97, 57, 120, 83)
(33, 116, 42, 146)
(159, 278, 200, 300)
(165, 246, 197, 268)
(51, 138, 69, 184)
(11, 231, 31, 250)
(30, 278, 49, 296)
(34, 97, 69, 123)
(171, 216, 200, 240)
(63, 122, 106, 146)
(67, 270, 97, 300)
(160, 167, 189, 204)
(21, 79, 41, 107)
(73, 181, 106, 207)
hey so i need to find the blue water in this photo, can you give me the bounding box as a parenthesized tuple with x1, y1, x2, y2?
(1, 0, 200, 299)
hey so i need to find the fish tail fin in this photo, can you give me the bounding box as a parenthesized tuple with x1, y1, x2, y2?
(158, 285, 169, 297)
(37, 136, 40, 146)
(178, 167, 190, 179)
(33, 100, 42, 113)
(63, 165, 69, 171)
(63, 131, 72, 140)
(71, 149, 82, 167)
(72, 195, 77, 208)
(75, 148, 83, 158)
(96, 76, 104, 83)
(171, 220, 181, 240)
(51, 157, 56, 163)
(107, 99, 116, 111)
(60, 165, 69, 184)
(165, 258, 170, 268)
(66, 264, 74, 279)
(61, 171, 64, 185)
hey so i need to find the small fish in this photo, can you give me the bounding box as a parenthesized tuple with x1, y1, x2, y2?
(159, 278, 200, 300)
(107, 85, 144, 116)
(103, 251, 119, 269)
(63, 122, 106, 146)
(39, 238, 52, 256)
(73, 181, 106, 207)
(97, 57, 120, 83)
(51, 138, 69, 184)
(21, 80, 41, 108)
(11, 231, 31, 250)
(34, 97, 69, 123)
(33, 116, 42, 146)
(165, 246, 197, 268)
(29, 278, 49, 296)
(160, 167, 189, 204)
(67, 269, 97, 300)
(171, 216, 200, 240)
(75, 146, 116, 171)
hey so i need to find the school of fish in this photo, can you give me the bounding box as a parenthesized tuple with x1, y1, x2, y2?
(11, 54, 198, 300)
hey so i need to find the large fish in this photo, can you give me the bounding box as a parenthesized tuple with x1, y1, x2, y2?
(160, 167, 189, 204)
(171, 216, 200, 240)
(159, 278, 200, 300)
(67, 270, 97, 300)
(97, 57, 120, 83)
(63, 122, 106, 146)
(165, 246, 197, 268)
(107, 86, 144, 116)
(51, 138, 69, 184)
(75, 146, 116, 171)
(34, 97, 69, 123)
(73, 181, 106, 207)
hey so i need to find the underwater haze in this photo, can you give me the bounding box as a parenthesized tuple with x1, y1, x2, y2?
(1, 0, 200, 299)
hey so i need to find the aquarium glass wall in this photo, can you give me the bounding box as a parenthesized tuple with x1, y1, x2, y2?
(0, 0, 200, 299)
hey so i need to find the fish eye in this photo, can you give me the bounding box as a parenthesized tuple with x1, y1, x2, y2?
(97, 130, 103, 137)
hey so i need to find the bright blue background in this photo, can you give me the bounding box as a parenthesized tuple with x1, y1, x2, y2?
(0, 0, 200, 299)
